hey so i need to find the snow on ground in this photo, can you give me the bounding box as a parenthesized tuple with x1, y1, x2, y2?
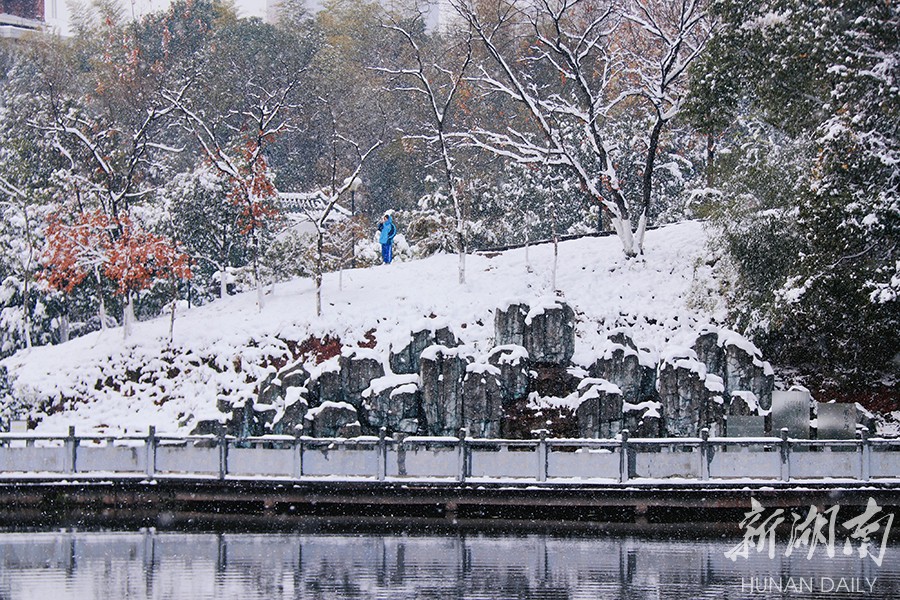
(1, 220, 724, 435)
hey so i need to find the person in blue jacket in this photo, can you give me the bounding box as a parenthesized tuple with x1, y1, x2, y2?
(377, 212, 396, 264)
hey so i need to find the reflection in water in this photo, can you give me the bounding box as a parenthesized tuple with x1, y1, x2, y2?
(0, 530, 896, 599)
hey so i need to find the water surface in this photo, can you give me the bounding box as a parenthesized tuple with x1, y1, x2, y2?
(0, 529, 895, 599)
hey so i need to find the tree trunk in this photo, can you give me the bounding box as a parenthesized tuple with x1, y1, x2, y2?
(525, 232, 531, 271)
(219, 262, 228, 300)
(611, 213, 637, 258)
(315, 232, 324, 317)
(59, 312, 69, 344)
(635, 211, 649, 256)
(123, 292, 135, 339)
(168, 276, 177, 345)
(552, 234, 559, 291)
(95, 267, 108, 330)
(635, 115, 665, 256)
(254, 254, 264, 311)
(457, 228, 466, 285)
(21, 274, 32, 350)
(169, 298, 177, 345)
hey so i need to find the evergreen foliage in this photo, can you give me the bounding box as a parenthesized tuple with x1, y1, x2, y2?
(688, 0, 899, 383)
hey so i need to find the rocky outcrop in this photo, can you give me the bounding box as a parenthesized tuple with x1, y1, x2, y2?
(389, 326, 457, 375)
(523, 302, 575, 364)
(307, 358, 342, 406)
(575, 378, 623, 438)
(463, 361, 503, 437)
(692, 328, 774, 413)
(623, 402, 662, 438)
(725, 342, 774, 412)
(495, 303, 529, 347)
(488, 345, 530, 406)
(419, 345, 471, 436)
(361, 374, 420, 434)
(280, 362, 309, 390)
(196, 302, 787, 442)
(274, 388, 309, 435)
(657, 351, 710, 437)
(306, 401, 360, 437)
(589, 333, 655, 406)
(339, 348, 385, 409)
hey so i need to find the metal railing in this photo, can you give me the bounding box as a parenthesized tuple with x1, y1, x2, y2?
(0, 426, 897, 484)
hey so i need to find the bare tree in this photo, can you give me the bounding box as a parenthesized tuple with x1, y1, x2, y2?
(28, 25, 183, 337)
(163, 19, 310, 311)
(304, 107, 381, 316)
(378, 10, 474, 283)
(450, 0, 712, 257)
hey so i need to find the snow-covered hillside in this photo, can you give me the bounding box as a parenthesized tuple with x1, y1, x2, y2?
(1, 220, 726, 435)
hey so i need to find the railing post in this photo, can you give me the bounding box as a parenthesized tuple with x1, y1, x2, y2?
(859, 427, 871, 482)
(536, 429, 548, 482)
(780, 428, 791, 482)
(218, 431, 228, 481)
(619, 429, 630, 483)
(293, 428, 304, 479)
(700, 428, 710, 481)
(145, 426, 156, 480)
(64, 425, 77, 475)
(377, 427, 387, 481)
(457, 428, 468, 483)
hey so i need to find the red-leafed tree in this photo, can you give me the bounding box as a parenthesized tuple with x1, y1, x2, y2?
(163, 16, 314, 310)
(42, 210, 115, 330)
(41, 209, 191, 337)
(225, 137, 281, 301)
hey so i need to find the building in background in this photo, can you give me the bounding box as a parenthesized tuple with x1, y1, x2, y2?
(1, 0, 50, 38)
(7, 0, 266, 38)
(265, 0, 459, 32)
(4, 0, 457, 39)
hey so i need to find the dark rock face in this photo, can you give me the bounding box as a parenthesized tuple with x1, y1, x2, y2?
(307, 402, 359, 438)
(419, 345, 471, 436)
(624, 408, 662, 438)
(272, 388, 308, 436)
(280, 362, 309, 390)
(575, 379, 623, 438)
(704, 395, 727, 437)
(389, 327, 458, 375)
(728, 391, 758, 417)
(693, 332, 726, 381)
(308, 361, 342, 406)
(692, 329, 774, 412)
(340, 349, 385, 408)
(270, 362, 311, 435)
(243, 362, 314, 436)
(257, 372, 282, 407)
(531, 365, 580, 397)
(463, 363, 503, 437)
(361, 375, 420, 433)
(657, 355, 709, 437)
(523, 303, 575, 364)
(589, 336, 654, 406)
(724, 343, 774, 411)
(495, 303, 529, 347)
(224, 400, 265, 438)
(488, 345, 530, 407)
(201, 305, 787, 442)
(191, 418, 227, 437)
